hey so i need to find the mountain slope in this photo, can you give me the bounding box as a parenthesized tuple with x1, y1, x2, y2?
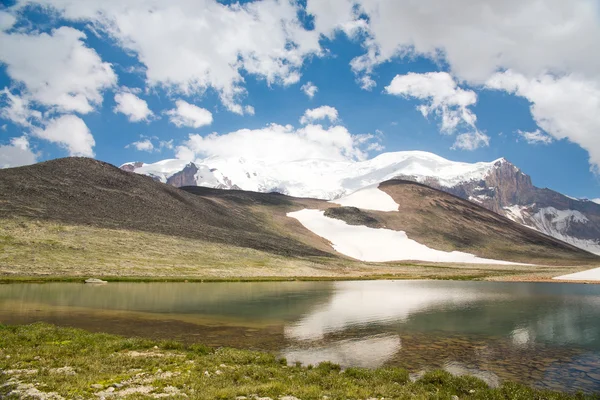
(0, 158, 328, 258)
(1, 158, 597, 269)
(122, 152, 600, 254)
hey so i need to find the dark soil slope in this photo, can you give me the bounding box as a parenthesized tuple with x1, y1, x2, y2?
(376, 180, 597, 264)
(0, 158, 330, 257)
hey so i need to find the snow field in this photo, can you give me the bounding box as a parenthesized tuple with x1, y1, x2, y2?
(287, 209, 524, 265)
(329, 185, 399, 212)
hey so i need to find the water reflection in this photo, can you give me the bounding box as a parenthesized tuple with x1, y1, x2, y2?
(282, 334, 402, 369)
(1, 280, 600, 393)
(284, 280, 509, 341)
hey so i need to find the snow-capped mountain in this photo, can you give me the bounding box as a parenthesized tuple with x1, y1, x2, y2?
(121, 151, 600, 254)
(121, 151, 501, 199)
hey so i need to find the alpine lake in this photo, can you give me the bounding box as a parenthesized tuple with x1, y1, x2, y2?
(1, 280, 599, 394)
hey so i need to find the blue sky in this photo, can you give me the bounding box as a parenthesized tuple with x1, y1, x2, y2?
(1, 0, 599, 199)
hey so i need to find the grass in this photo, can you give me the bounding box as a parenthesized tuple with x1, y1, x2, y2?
(1, 217, 579, 282)
(1, 323, 597, 400)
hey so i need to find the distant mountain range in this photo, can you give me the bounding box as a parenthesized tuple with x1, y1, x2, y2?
(122, 151, 600, 255)
(2, 157, 596, 267)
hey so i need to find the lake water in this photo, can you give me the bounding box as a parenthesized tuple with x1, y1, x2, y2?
(1, 280, 599, 393)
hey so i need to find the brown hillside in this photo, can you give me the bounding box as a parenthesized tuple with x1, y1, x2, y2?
(0, 157, 329, 258)
(374, 180, 597, 264)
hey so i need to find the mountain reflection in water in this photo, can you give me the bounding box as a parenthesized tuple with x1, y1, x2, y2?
(1, 280, 599, 393)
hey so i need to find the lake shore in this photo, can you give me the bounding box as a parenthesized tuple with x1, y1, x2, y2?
(1, 270, 600, 284)
(1, 323, 595, 400)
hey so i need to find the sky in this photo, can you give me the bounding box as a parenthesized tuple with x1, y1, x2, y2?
(0, 0, 599, 199)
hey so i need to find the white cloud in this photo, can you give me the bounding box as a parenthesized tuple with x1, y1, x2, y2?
(166, 100, 213, 129)
(0, 26, 116, 114)
(0, 136, 38, 168)
(176, 122, 381, 163)
(125, 136, 173, 153)
(31, 115, 95, 157)
(0, 89, 42, 127)
(486, 71, 600, 171)
(307, 0, 600, 87)
(23, 0, 323, 114)
(386, 72, 488, 150)
(516, 129, 553, 145)
(452, 131, 490, 151)
(300, 106, 339, 125)
(113, 89, 153, 122)
(0, 10, 17, 31)
(126, 139, 154, 152)
(244, 105, 255, 116)
(301, 82, 318, 98)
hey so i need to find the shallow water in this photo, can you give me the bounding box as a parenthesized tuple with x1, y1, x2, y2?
(1, 280, 599, 393)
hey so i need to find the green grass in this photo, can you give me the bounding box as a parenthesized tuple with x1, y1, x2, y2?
(0, 323, 597, 399)
(1, 217, 567, 282)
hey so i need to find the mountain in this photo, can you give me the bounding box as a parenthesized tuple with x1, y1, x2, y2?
(1, 157, 596, 270)
(122, 152, 600, 254)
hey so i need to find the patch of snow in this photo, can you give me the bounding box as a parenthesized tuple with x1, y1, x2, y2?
(287, 209, 524, 265)
(469, 194, 490, 204)
(592, 198, 600, 205)
(503, 205, 530, 225)
(126, 159, 191, 183)
(329, 184, 398, 211)
(554, 267, 600, 281)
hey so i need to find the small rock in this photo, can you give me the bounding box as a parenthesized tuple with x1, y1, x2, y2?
(235, 397, 247, 400)
(281, 397, 301, 400)
(451, 396, 459, 400)
(215, 370, 223, 375)
(219, 364, 227, 368)
(111, 383, 123, 389)
(85, 278, 107, 284)
(91, 384, 104, 390)
(106, 387, 115, 393)
(468, 390, 475, 394)
(204, 371, 210, 377)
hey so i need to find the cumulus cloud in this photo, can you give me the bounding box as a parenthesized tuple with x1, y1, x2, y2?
(0, 89, 42, 127)
(166, 100, 213, 129)
(126, 139, 154, 152)
(452, 131, 490, 151)
(486, 71, 600, 171)
(31, 115, 95, 157)
(21, 0, 322, 114)
(125, 135, 173, 152)
(0, 136, 38, 168)
(176, 123, 382, 163)
(300, 106, 339, 125)
(386, 72, 488, 150)
(516, 129, 553, 145)
(301, 82, 318, 98)
(0, 10, 16, 31)
(114, 89, 153, 122)
(0, 26, 116, 114)
(309, 0, 600, 87)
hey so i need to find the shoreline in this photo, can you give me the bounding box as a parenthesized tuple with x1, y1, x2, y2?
(0, 323, 596, 399)
(1, 273, 599, 284)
